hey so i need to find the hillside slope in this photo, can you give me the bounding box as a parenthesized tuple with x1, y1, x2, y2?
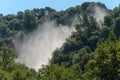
(1, 2, 120, 80)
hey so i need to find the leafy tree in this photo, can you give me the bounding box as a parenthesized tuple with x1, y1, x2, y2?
(86, 31, 120, 80)
(115, 17, 120, 37)
(23, 10, 37, 32)
(0, 44, 16, 70)
(37, 64, 83, 80)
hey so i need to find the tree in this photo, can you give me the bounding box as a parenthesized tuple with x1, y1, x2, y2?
(115, 17, 120, 37)
(37, 64, 83, 80)
(0, 44, 16, 70)
(86, 31, 120, 80)
(23, 10, 37, 32)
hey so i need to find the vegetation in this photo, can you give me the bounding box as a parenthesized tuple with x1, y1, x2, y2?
(0, 2, 120, 80)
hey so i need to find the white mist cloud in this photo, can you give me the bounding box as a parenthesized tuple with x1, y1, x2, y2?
(92, 5, 109, 22)
(13, 21, 74, 70)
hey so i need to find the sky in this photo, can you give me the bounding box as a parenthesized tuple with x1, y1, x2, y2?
(0, 0, 120, 15)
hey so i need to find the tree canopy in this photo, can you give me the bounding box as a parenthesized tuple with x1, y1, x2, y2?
(0, 2, 120, 80)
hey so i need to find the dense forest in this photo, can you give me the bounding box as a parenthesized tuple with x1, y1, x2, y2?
(0, 2, 120, 80)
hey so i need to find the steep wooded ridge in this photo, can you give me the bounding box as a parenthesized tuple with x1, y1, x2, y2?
(0, 2, 109, 47)
(0, 2, 120, 80)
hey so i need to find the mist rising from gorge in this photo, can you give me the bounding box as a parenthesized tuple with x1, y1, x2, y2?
(93, 5, 109, 22)
(13, 21, 74, 70)
(12, 3, 109, 71)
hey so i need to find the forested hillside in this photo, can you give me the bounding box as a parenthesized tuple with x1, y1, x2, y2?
(0, 2, 120, 80)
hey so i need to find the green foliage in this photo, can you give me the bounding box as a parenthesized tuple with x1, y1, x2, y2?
(51, 14, 101, 70)
(0, 2, 120, 80)
(23, 10, 37, 32)
(37, 64, 83, 80)
(0, 44, 37, 80)
(115, 17, 120, 37)
(104, 5, 120, 38)
(104, 15, 112, 27)
(86, 32, 120, 80)
(50, 4, 120, 80)
(0, 44, 16, 70)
